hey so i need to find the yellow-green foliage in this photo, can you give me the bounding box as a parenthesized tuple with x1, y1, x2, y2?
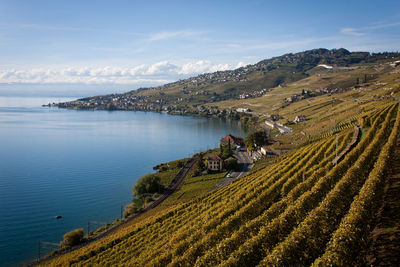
(60, 228, 84, 247)
(41, 104, 398, 267)
(260, 104, 396, 266)
(313, 107, 400, 266)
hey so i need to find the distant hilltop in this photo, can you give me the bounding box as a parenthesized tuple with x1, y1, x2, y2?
(56, 48, 400, 114)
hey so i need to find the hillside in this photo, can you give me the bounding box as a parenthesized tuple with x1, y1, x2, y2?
(40, 101, 400, 266)
(35, 48, 400, 266)
(56, 48, 400, 116)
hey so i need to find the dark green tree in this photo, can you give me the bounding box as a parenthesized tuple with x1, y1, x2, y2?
(132, 174, 164, 197)
(196, 153, 206, 172)
(225, 157, 238, 170)
(105, 103, 116, 110)
(222, 144, 233, 159)
(244, 130, 267, 148)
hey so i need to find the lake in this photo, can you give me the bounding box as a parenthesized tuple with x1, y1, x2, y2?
(0, 97, 245, 267)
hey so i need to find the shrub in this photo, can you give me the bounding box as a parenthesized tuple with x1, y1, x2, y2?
(123, 203, 139, 218)
(133, 174, 164, 197)
(61, 228, 84, 247)
(177, 161, 184, 168)
(159, 165, 168, 172)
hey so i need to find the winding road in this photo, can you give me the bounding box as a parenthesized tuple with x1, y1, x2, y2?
(212, 146, 253, 190)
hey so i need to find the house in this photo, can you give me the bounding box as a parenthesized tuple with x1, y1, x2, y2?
(207, 155, 223, 171)
(265, 120, 276, 128)
(220, 134, 244, 147)
(390, 60, 400, 67)
(259, 140, 278, 156)
(265, 120, 292, 134)
(293, 115, 307, 123)
(260, 146, 268, 156)
(236, 108, 251, 113)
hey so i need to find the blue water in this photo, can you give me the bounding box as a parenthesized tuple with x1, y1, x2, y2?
(0, 97, 245, 267)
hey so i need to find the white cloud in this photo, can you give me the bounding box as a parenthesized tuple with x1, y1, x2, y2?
(340, 27, 365, 36)
(178, 60, 230, 75)
(340, 21, 400, 36)
(145, 61, 178, 75)
(148, 30, 205, 41)
(235, 62, 247, 68)
(0, 60, 243, 85)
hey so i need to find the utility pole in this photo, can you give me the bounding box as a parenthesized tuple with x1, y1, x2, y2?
(38, 240, 60, 262)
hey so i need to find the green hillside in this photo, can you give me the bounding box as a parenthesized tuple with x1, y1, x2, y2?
(56, 48, 400, 114)
(39, 49, 400, 266)
(41, 102, 400, 266)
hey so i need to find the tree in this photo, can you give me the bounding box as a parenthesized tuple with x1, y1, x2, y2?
(105, 103, 116, 110)
(222, 144, 233, 159)
(244, 130, 267, 148)
(196, 154, 206, 172)
(177, 161, 184, 168)
(132, 174, 164, 197)
(61, 228, 84, 247)
(225, 157, 238, 171)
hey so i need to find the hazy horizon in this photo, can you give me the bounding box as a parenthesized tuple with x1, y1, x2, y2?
(1, 0, 399, 96)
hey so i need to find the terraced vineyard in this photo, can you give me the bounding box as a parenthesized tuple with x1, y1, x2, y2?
(42, 103, 399, 266)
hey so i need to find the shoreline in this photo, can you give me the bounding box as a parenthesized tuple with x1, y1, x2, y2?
(0, 105, 247, 267)
(20, 107, 249, 266)
(27, 157, 200, 266)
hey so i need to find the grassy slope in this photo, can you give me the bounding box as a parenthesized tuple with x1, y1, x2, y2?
(40, 61, 400, 266)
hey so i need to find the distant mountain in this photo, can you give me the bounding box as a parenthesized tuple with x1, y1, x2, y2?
(57, 48, 400, 112)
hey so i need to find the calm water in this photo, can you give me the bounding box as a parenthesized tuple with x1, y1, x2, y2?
(0, 97, 245, 267)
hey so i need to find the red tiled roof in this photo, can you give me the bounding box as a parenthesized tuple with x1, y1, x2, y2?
(220, 134, 243, 144)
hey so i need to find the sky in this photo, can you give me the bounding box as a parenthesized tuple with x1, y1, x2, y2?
(0, 0, 399, 97)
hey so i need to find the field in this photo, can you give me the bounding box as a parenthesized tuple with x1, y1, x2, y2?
(38, 54, 400, 266)
(39, 101, 400, 266)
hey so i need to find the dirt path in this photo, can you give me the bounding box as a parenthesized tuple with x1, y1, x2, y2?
(366, 132, 400, 266)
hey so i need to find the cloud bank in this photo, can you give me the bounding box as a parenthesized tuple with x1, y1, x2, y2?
(0, 60, 244, 85)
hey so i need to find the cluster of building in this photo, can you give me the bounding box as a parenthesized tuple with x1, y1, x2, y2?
(206, 134, 244, 171)
(187, 68, 251, 87)
(285, 87, 353, 104)
(238, 88, 270, 99)
(265, 120, 292, 134)
(57, 94, 152, 110)
(57, 94, 244, 118)
(313, 87, 352, 94)
(285, 89, 312, 103)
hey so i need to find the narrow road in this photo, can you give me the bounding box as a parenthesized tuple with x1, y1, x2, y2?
(212, 146, 253, 190)
(29, 157, 198, 266)
(230, 146, 253, 178)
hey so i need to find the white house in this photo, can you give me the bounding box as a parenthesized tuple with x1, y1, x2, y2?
(236, 108, 250, 113)
(207, 155, 223, 171)
(293, 115, 307, 123)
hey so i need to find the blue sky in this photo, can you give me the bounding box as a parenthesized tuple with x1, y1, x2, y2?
(0, 0, 399, 96)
